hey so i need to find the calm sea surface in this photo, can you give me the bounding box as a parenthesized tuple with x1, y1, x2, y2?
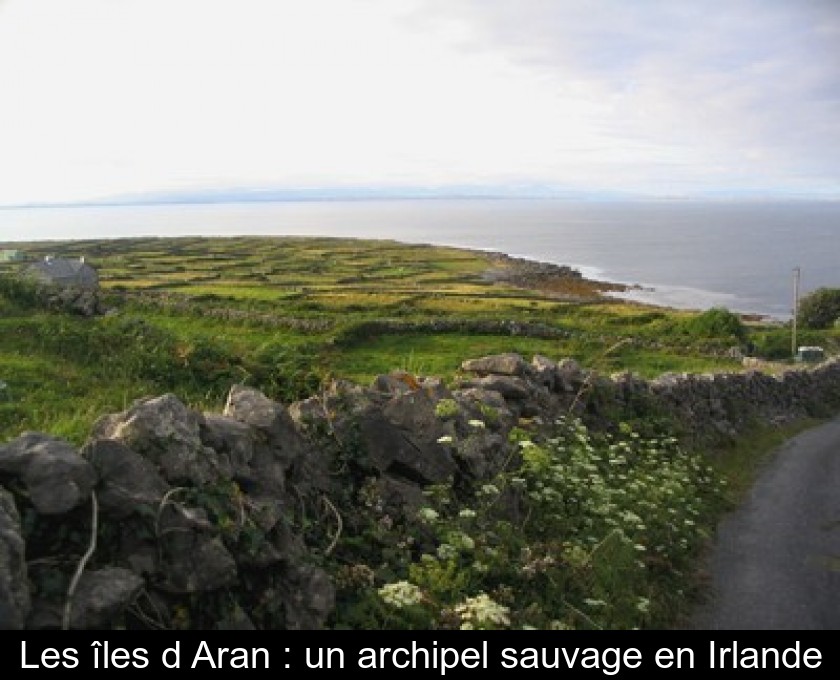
(1, 199, 838, 319)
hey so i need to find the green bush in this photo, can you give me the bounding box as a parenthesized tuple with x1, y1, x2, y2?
(797, 288, 840, 330)
(331, 417, 726, 630)
(751, 331, 791, 360)
(681, 307, 746, 342)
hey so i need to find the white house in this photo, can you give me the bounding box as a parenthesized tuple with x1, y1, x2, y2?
(24, 256, 99, 289)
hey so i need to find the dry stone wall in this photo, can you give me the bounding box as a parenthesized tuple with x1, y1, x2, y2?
(1, 353, 838, 629)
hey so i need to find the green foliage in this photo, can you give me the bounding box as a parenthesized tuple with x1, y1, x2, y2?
(434, 398, 460, 419)
(750, 330, 792, 360)
(332, 417, 726, 630)
(0, 273, 41, 309)
(797, 287, 840, 330)
(680, 307, 746, 342)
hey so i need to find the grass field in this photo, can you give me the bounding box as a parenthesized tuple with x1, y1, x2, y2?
(2, 235, 838, 631)
(1, 236, 836, 444)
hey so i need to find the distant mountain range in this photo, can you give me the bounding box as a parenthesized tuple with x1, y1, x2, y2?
(4, 185, 837, 209)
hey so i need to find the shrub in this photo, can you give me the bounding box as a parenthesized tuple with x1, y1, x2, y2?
(681, 307, 746, 342)
(338, 417, 726, 630)
(797, 287, 840, 330)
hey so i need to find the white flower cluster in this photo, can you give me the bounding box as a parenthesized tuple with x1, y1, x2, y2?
(378, 581, 424, 609)
(455, 593, 510, 630)
(417, 507, 439, 523)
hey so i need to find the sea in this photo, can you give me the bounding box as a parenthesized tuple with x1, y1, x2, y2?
(1, 199, 838, 320)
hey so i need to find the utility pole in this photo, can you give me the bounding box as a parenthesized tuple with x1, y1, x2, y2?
(792, 266, 800, 361)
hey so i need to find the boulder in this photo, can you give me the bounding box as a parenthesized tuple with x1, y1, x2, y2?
(461, 353, 531, 377)
(358, 414, 456, 485)
(157, 503, 238, 593)
(0, 487, 29, 629)
(0, 433, 95, 515)
(453, 432, 508, 481)
(372, 371, 419, 395)
(92, 394, 222, 486)
(223, 386, 310, 494)
(84, 439, 169, 519)
(280, 563, 335, 629)
(199, 414, 257, 490)
(557, 358, 585, 392)
(461, 375, 532, 401)
(532, 354, 560, 390)
(66, 567, 143, 630)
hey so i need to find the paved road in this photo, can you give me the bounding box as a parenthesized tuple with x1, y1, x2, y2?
(692, 416, 840, 629)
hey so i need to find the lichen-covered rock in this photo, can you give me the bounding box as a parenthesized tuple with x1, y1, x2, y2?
(355, 389, 457, 484)
(452, 432, 508, 481)
(557, 358, 584, 392)
(200, 414, 256, 488)
(0, 433, 95, 514)
(461, 353, 531, 377)
(358, 414, 456, 484)
(66, 567, 143, 630)
(223, 386, 310, 494)
(280, 563, 335, 629)
(84, 439, 169, 518)
(462, 375, 532, 401)
(532, 354, 560, 390)
(92, 394, 222, 486)
(157, 503, 238, 593)
(0, 487, 29, 629)
(372, 371, 419, 395)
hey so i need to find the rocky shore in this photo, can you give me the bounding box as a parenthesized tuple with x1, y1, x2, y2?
(482, 252, 632, 300)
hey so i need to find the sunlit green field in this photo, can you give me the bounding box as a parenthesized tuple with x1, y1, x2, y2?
(1, 236, 836, 444)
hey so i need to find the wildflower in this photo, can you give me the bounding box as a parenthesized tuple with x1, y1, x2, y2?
(417, 507, 439, 523)
(437, 543, 458, 560)
(455, 593, 510, 629)
(378, 581, 424, 609)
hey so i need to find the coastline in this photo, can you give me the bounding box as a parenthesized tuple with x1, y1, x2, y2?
(477, 249, 783, 323)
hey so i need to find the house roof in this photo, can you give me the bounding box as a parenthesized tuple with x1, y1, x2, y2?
(25, 258, 98, 287)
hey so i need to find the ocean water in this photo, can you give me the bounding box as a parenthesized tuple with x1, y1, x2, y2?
(1, 199, 838, 319)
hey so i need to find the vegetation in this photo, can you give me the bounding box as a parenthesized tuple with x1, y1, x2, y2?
(1, 236, 838, 630)
(1, 237, 838, 443)
(680, 306, 746, 342)
(328, 416, 727, 630)
(797, 287, 840, 330)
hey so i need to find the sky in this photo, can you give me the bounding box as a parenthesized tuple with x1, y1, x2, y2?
(0, 0, 838, 205)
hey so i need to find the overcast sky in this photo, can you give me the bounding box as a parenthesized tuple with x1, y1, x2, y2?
(0, 0, 838, 205)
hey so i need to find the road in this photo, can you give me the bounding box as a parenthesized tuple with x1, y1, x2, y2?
(691, 416, 840, 629)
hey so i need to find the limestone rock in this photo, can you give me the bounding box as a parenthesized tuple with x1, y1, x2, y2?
(461, 353, 531, 377)
(84, 439, 169, 518)
(0, 433, 95, 514)
(0, 487, 29, 629)
(280, 563, 335, 629)
(157, 503, 238, 593)
(66, 567, 143, 630)
(92, 394, 222, 486)
(223, 386, 309, 494)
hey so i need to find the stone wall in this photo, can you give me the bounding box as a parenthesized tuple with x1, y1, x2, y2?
(1, 353, 838, 629)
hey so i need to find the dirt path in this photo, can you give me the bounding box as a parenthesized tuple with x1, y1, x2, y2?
(692, 416, 840, 629)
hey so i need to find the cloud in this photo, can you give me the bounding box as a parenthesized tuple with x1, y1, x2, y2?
(0, 0, 837, 204)
(410, 0, 840, 192)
